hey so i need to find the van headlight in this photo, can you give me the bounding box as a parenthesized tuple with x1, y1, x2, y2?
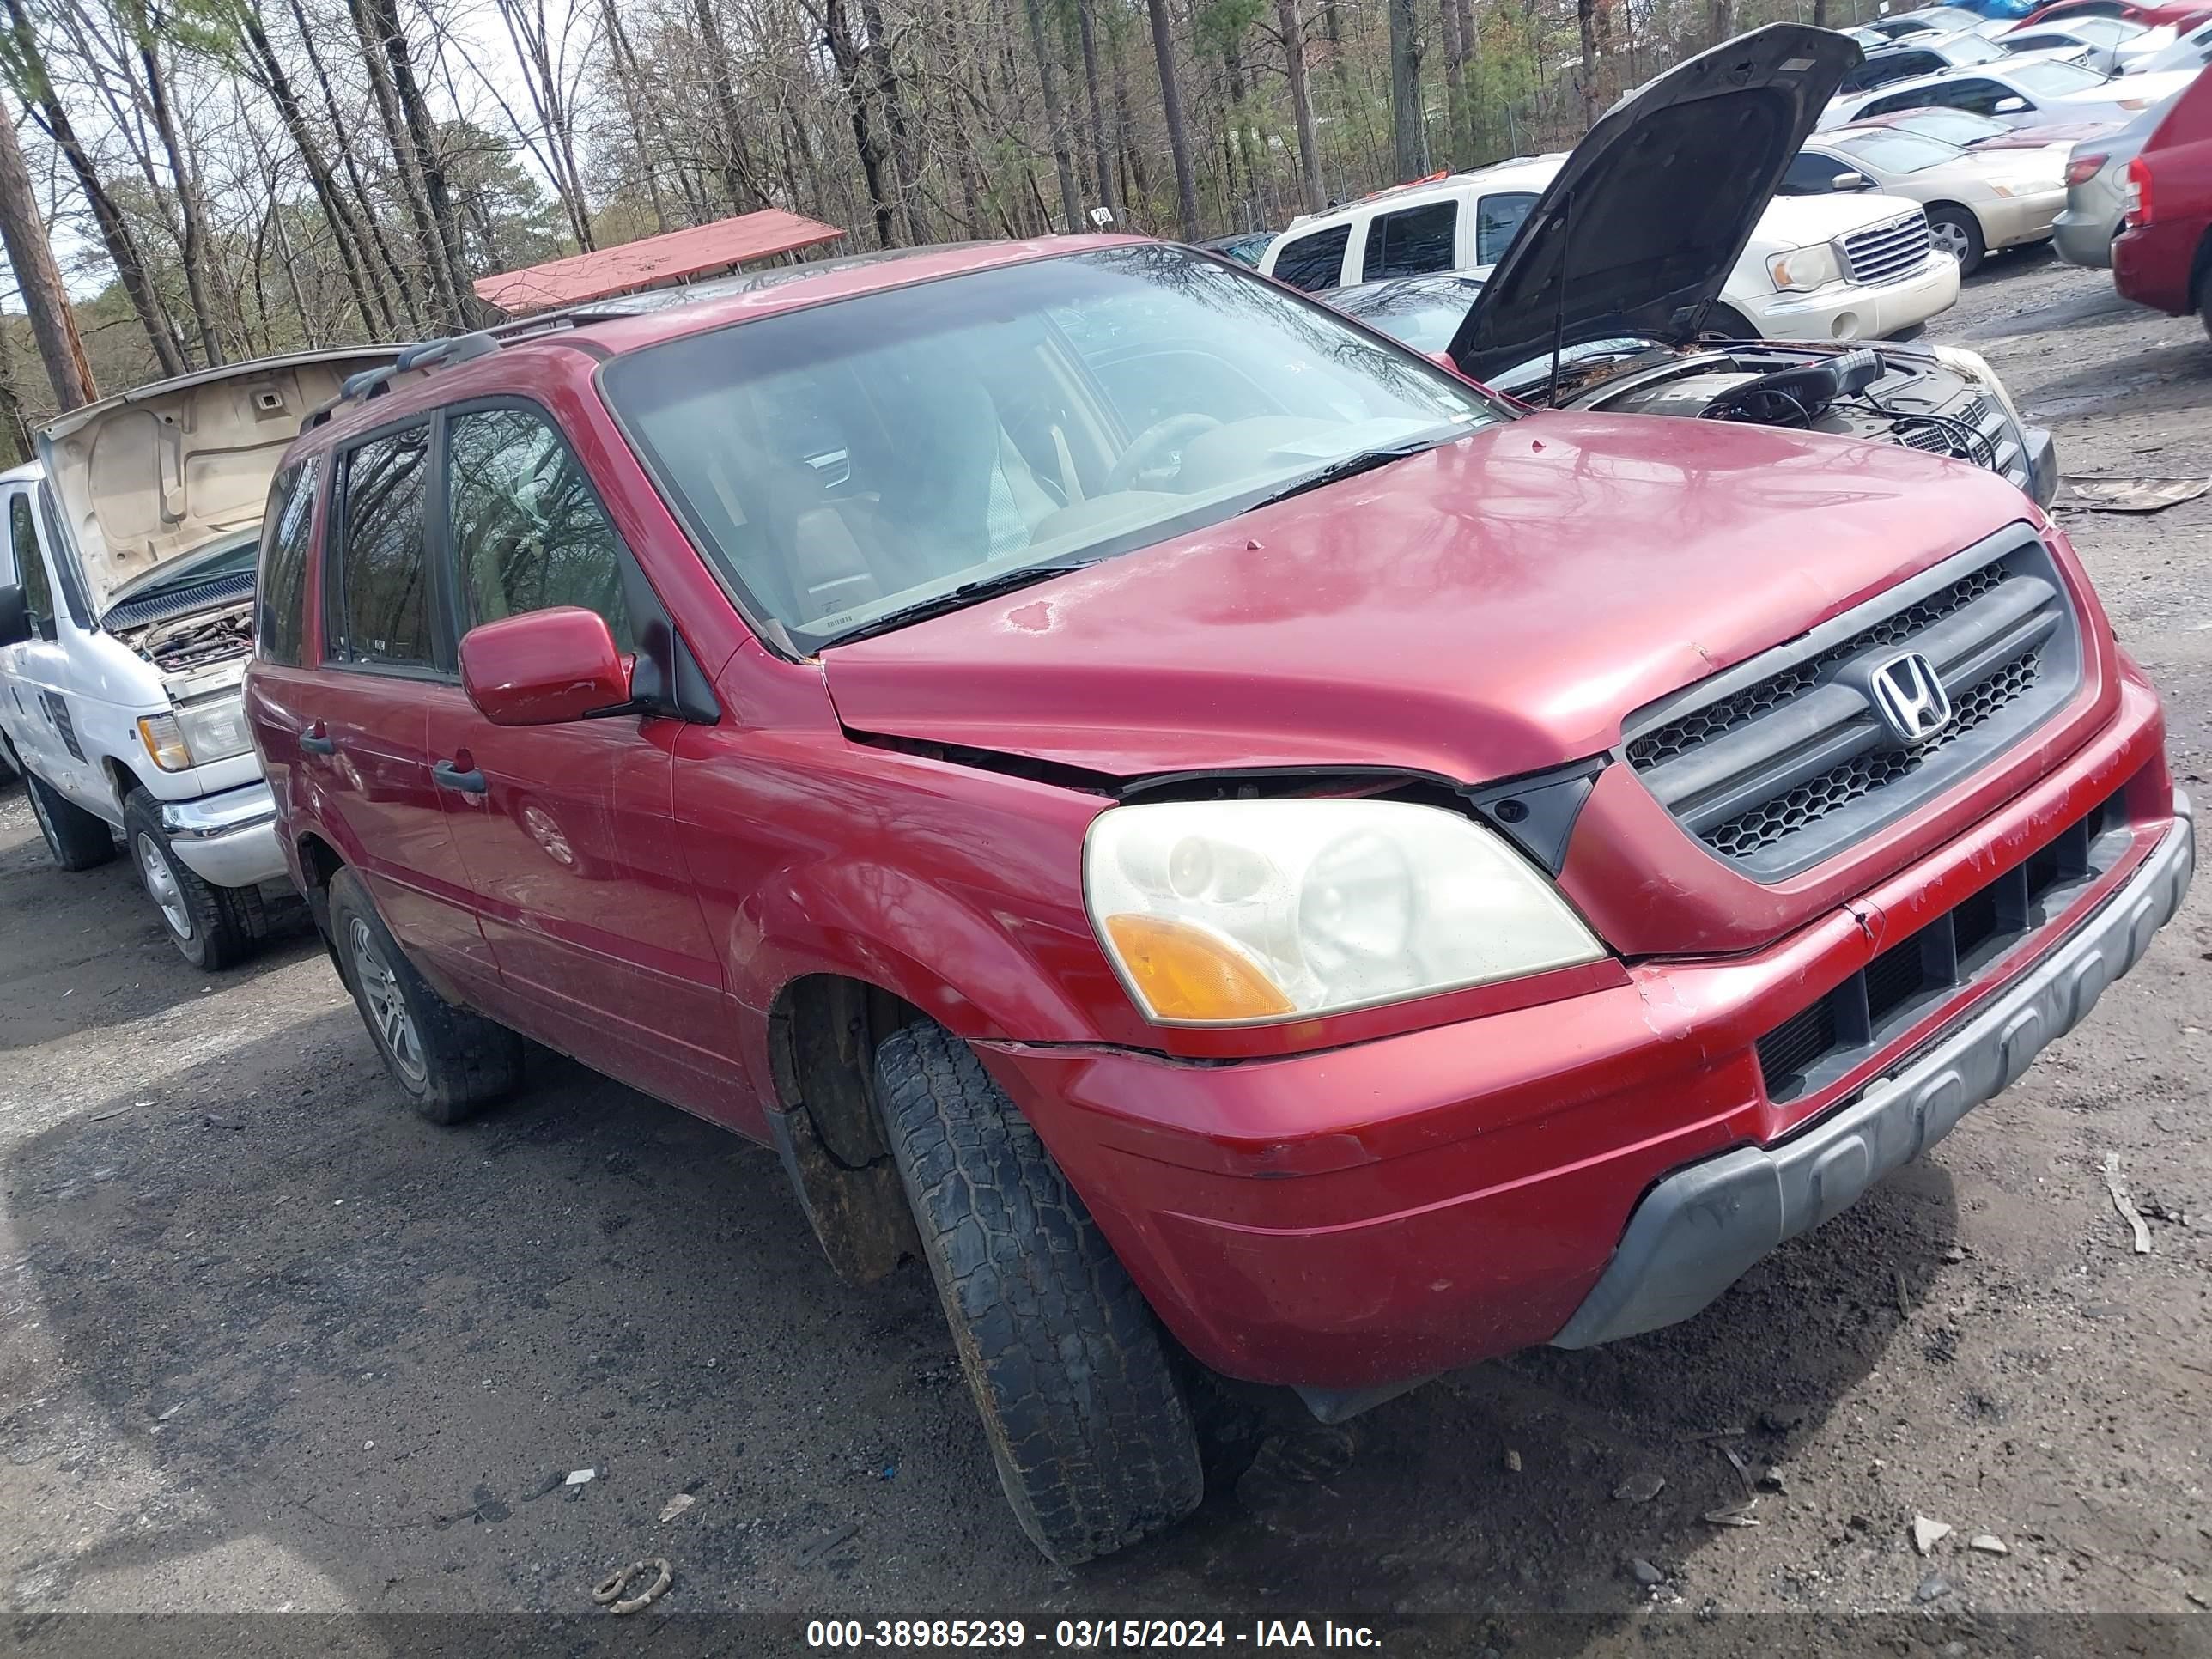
(1084, 799, 1606, 1026)
(1931, 344, 2027, 432)
(137, 692, 252, 772)
(1767, 244, 1844, 293)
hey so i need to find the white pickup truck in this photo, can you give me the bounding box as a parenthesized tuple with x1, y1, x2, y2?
(0, 349, 393, 968)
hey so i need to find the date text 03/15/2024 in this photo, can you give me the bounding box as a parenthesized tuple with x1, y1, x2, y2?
(804, 1620, 1384, 1649)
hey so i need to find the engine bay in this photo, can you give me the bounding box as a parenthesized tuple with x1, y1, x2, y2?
(1589, 343, 2009, 473)
(126, 601, 255, 677)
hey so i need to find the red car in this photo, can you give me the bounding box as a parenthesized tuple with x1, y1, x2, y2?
(2013, 0, 2209, 27)
(247, 28, 2192, 1565)
(2112, 58, 2212, 331)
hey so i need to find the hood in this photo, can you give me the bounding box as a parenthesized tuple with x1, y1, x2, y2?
(1741, 190, 1931, 250)
(820, 411, 2038, 785)
(38, 347, 398, 617)
(1448, 24, 1862, 385)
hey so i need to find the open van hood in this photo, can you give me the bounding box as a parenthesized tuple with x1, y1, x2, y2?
(38, 348, 398, 618)
(1446, 25, 1861, 386)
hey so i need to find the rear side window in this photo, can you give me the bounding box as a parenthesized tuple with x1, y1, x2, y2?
(9, 493, 51, 626)
(255, 458, 320, 666)
(1474, 193, 1538, 264)
(446, 406, 635, 653)
(331, 425, 435, 668)
(1362, 201, 1458, 281)
(1271, 224, 1352, 291)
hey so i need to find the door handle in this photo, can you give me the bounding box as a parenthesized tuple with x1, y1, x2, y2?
(298, 723, 335, 756)
(433, 759, 487, 794)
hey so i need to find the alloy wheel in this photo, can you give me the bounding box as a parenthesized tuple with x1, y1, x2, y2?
(349, 915, 428, 1086)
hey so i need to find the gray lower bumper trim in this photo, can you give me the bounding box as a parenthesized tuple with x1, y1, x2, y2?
(1552, 789, 2194, 1351)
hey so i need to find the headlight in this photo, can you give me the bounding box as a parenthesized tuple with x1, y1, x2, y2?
(137, 692, 252, 773)
(1767, 244, 1844, 293)
(1931, 344, 2027, 433)
(1083, 799, 1606, 1026)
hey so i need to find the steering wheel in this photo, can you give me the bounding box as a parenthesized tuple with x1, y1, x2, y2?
(1103, 413, 1223, 493)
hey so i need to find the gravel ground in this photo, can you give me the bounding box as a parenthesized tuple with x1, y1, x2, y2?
(1, 249, 2208, 1648)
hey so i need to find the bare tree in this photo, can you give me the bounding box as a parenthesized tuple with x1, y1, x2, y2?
(0, 89, 95, 407)
(1387, 0, 1421, 180)
(1145, 0, 1196, 235)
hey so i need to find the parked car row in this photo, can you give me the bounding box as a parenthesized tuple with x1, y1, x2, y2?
(0, 21, 2193, 1573)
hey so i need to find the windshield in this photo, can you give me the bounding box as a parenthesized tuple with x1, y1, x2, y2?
(2013, 58, 2106, 93)
(603, 246, 1501, 651)
(104, 528, 262, 608)
(1892, 108, 2010, 143)
(1333, 277, 1488, 353)
(1832, 128, 1967, 172)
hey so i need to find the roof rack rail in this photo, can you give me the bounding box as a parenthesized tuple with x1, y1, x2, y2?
(300, 327, 532, 434)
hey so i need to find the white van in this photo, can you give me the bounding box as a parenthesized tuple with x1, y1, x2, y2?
(1259, 155, 1961, 343)
(0, 350, 393, 968)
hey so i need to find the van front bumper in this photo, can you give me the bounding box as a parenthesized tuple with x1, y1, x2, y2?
(976, 686, 2180, 1399)
(161, 783, 289, 889)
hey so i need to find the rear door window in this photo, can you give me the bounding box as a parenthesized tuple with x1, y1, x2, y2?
(1474, 193, 1538, 264)
(1271, 224, 1352, 291)
(330, 424, 437, 669)
(445, 405, 636, 653)
(1361, 201, 1459, 281)
(255, 458, 320, 667)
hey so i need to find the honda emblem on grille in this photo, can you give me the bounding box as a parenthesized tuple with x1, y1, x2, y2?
(1869, 652, 1953, 744)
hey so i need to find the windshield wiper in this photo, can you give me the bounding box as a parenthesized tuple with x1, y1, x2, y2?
(819, 559, 1097, 648)
(1243, 435, 1459, 514)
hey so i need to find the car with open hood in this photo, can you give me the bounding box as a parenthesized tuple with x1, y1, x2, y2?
(244, 24, 2188, 1571)
(0, 349, 397, 967)
(1322, 25, 2054, 501)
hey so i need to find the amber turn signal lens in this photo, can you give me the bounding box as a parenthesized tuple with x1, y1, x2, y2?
(1100, 915, 1295, 1023)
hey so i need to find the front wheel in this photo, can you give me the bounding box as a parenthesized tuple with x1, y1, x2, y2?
(1928, 206, 1985, 278)
(123, 788, 262, 970)
(875, 1021, 1204, 1565)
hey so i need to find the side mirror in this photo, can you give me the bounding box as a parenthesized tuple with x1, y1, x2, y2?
(459, 605, 633, 727)
(0, 584, 29, 648)
(1832, 170, 1875, 191)
(1993, 95, 2029, 112)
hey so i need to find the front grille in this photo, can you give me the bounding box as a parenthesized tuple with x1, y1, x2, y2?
(1887, 393, 2029, 492)
(1841, 211, 1934, 285)
(1704, 647, 2040, 859)
(1754, 787, 2130, 1102)
(1623, 530, 2083, 880)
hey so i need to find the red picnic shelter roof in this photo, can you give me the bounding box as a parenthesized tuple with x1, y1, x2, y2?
(472, 209, 847, 314)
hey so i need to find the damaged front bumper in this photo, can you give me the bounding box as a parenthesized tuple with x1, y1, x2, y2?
(161, 781, 289, 889)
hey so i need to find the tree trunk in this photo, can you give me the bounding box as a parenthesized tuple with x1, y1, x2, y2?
(858, 0, 923, 238)
(1022, 0, 1084, 229)
(367, 0, 474, 319)
(1709, 0, 1733, 46)
(1436, 0, 1469, 167)
(691, 0, 763, 214)
(289, 0, 420, 324)
(236, 0, 395, 336)
(1575, 0, 1598, 131)
(1146, 0, 1199, 236)
(820, 0, 899, 246)
(130, 26, 223, 363)
(1075, 0, 1118, 219)
(1388, 0, 1423, 180)
(0, 90, 94, 410)
(1111, 48, 1152, 204)
(348, 0, 467, 325)
(0, 316, 33, 463)
(2, 0, 185, 374)
(1275, 0, 1324, 211)
(1812, 0, 1827, 24)
(1224, 40, 1263, 227)
(598, 0, 671, 232)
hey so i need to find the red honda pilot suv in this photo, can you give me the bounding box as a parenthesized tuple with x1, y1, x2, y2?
(248, 234, 2191, 1562)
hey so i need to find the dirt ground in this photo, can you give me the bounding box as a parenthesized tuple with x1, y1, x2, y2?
(2, 250, 2209, 1650)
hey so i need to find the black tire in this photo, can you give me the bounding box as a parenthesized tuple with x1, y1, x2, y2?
(327, 865, 522, 1124)
(1928, 205, 1984, 278)
(1698, 302, 1758, 341)
(874, 1021, 1203, 1565)
(24, 770, 115, 872)
(122, 788, 263, 971)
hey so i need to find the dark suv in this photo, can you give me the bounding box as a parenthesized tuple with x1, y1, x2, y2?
(248, 51, 2191, 1565)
